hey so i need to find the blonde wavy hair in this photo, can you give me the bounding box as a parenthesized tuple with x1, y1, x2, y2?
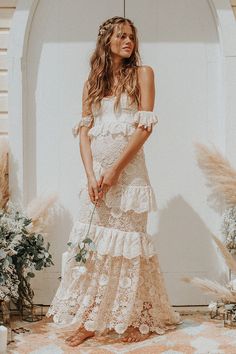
(85, 16, 142, 115)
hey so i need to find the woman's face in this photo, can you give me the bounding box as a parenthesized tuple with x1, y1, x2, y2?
(109, 23, 135, 59)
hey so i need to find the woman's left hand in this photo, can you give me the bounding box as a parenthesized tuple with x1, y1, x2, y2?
(97, 166, 120, 198)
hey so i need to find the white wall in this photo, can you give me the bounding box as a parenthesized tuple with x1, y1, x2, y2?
(25, 0, 125, 304)
(127, 0, 225, 305)
(8, 0, 236, 305)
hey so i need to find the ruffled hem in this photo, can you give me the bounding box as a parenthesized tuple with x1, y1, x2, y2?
(83, 319, 182, 336)
(73, 110, 158, 138)
(104, 183, 158, 213)
(88, 121, 136, 138)
(68, 221, 157, 259)
(46, 252, 182, 336)
(133, 111, 158, 129)
(72, 115, 94, 137)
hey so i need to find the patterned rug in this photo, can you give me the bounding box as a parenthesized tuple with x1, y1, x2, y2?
(7, 312, 236, 354)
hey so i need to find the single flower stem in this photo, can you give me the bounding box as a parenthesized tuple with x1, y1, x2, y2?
(67, 200, 98, 263)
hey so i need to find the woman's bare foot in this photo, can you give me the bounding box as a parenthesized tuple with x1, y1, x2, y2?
(65, 326, 95, 346)
(120, 326, 152, 343)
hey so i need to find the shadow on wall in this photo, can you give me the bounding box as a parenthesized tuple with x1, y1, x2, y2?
(153, 195, 227, 302)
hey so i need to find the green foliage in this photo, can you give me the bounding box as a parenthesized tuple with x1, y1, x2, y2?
(0, 201, 54, 310)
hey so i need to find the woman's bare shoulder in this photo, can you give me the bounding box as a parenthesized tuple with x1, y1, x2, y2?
(137, 65, 154, 86)
(137, 65, 155, 79)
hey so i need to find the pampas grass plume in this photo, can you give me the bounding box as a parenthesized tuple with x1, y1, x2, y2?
(26, 193, 57, 233)
(211, 234, 236, 274)
(195, 143, 236, 207)
(182, 276, 236, 303)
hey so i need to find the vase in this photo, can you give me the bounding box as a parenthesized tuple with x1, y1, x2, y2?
(0, 300, 10, 326)
(0, 300, 12, 344)
(21, 304, 43, 322)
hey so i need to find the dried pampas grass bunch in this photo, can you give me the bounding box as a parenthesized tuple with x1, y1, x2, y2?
(0, 138, 9, 210)
(26, 193, 58, 234)
(182, 276, 236, 303)
(195, 143, 236, 208)
(182, 234, 236, 303)
(211, 234, 236, 274)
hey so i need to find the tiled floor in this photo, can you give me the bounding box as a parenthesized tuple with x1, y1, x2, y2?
(6, 311, 236, 354)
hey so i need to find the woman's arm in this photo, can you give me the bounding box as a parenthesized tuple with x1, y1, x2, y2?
(79, 81, 94, 179)
(98, 66, 156, 193)
(113, 65, 155, 174)
(78, 81, 101, 204)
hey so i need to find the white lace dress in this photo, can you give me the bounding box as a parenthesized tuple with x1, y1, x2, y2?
(46, 92, 182, 336)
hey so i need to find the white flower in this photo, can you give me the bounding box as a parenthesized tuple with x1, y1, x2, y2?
(139, 323, 150, 334)
(0, 249, 7, 260)
(221, 206, 236, 249)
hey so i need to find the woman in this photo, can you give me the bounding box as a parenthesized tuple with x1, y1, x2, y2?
(47, 16, 182, 346)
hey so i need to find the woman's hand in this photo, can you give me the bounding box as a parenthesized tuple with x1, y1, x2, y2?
(97, 167, 121, 198)
(87, 175, 103, 205)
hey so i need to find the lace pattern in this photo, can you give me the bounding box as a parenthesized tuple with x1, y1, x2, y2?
(133, 110, 158, 130)
(47, 93, 182, 336)
(79, 148, 158, 213)
(46, 250, 181, 335)
(72, 115, 94, 137)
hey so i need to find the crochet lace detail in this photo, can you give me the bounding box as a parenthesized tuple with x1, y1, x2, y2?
(72, 93, 158, 138)
(78, 149, 158, 213)
(68, 220, 156, 259)
(47, 94, 182, 336)
(46, 250, 181, 335)
(72, 115, 94, 137)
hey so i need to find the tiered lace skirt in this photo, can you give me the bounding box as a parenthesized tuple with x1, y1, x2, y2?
(46, 120, 182, 335)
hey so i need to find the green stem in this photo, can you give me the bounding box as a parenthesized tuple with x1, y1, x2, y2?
(67, 201, 97, 264)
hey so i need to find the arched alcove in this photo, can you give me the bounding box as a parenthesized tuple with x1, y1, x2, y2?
(8, 0, 236, 305)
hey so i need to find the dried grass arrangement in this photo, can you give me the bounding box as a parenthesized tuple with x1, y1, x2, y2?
(195, 143, 236, 209)
(0, 138, 9, 210)
(194, 143, 236, 250)
(0, 138, 57, 310)
(182, 143, 236, 324)
(182, 234, 236, 303)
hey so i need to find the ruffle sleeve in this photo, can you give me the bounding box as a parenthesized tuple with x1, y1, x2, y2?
(133, 111, 158, 131)
(72, 115, 94, 138)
